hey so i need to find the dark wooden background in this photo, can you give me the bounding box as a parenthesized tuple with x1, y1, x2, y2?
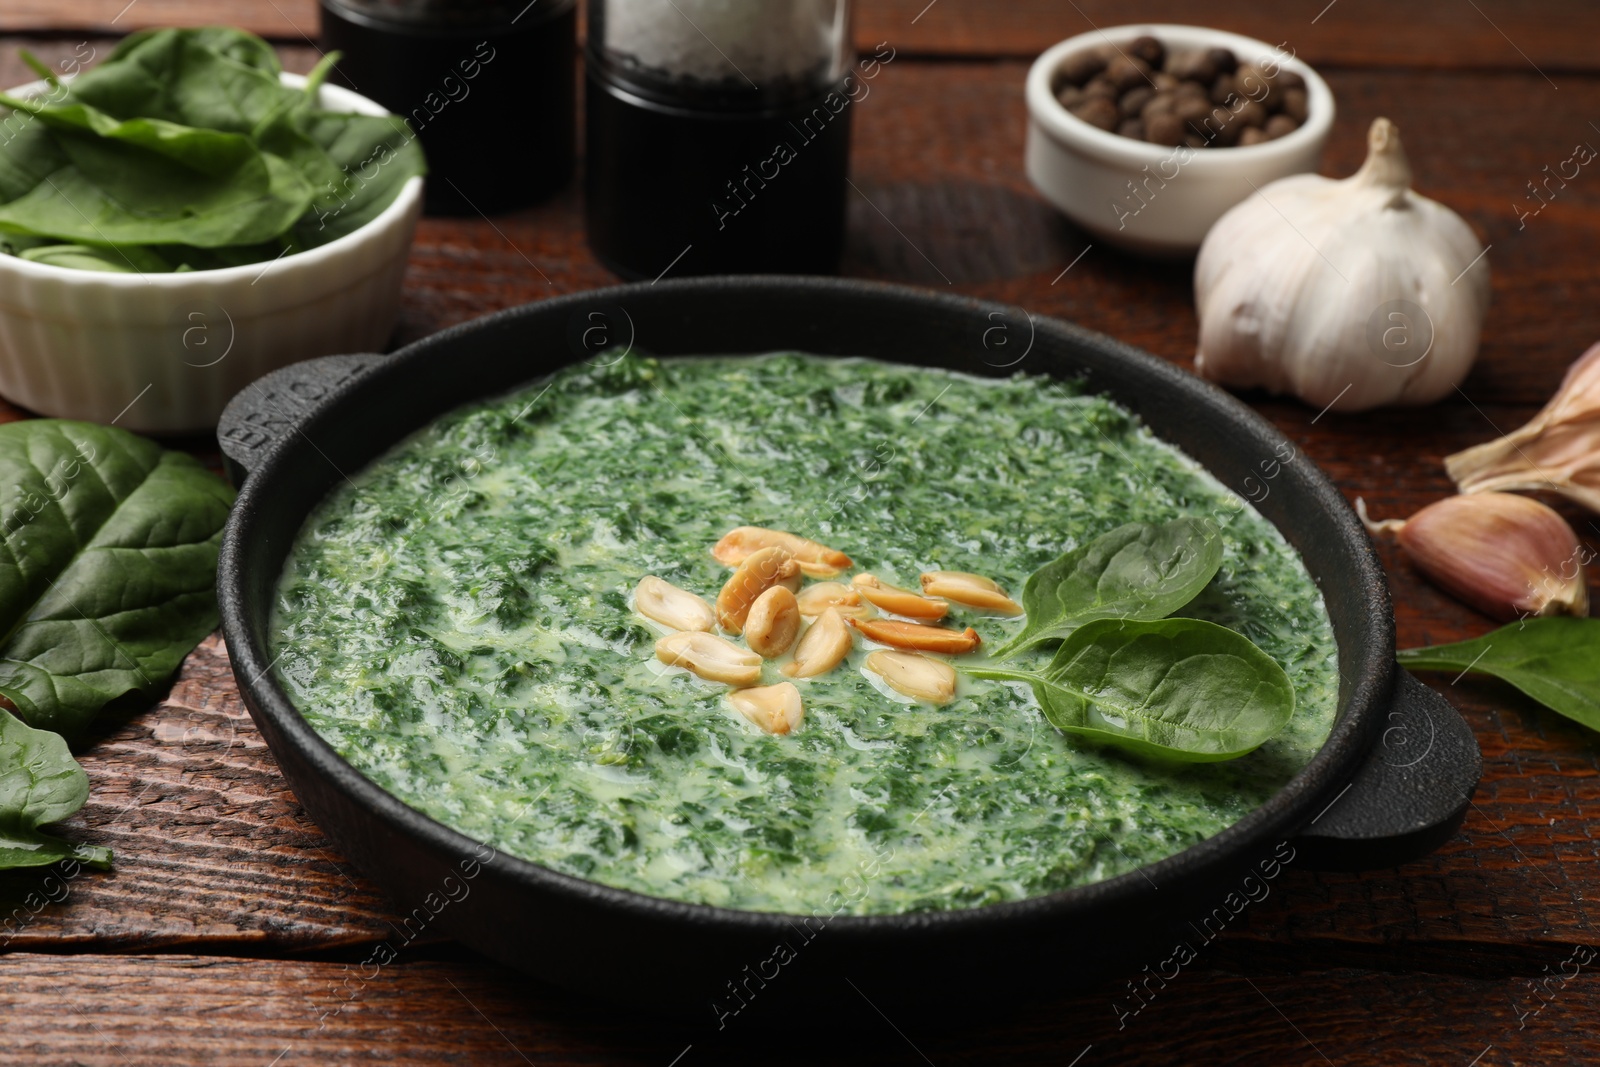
(2, 1, 1599, 1063)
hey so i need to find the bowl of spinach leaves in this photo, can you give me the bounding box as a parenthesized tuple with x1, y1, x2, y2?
(0, 27, 426, 433)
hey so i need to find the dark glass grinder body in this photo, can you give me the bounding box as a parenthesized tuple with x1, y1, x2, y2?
(585, 75, 852, 280)
(320, 0, 576, 215)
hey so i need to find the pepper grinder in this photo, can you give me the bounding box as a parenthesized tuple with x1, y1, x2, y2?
(585, 0, 854, 279)
(320, 0, 577, 216)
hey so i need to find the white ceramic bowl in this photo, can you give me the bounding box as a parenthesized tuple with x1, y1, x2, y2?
(1025, 24, 1334, 257)
(0, 74, 422, 433)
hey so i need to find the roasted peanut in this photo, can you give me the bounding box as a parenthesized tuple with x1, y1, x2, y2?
(919, 571, 1022, 615)
(717, 546, 802, 633)
(850, 617, 982, 655)
(795, 581, 874, 618)
(728, 682, 805, 735)
(655, 631, 762, 687)
(711, 526, 852, 578)
(782, 607, 854, 679)
(851, 573, 948, 621)
(864, 651, 957, 704)
(635, 576, 716, 632)
(745, 586, 801, 659)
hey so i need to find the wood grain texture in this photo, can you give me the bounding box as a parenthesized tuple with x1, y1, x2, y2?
(0, 635, 406, 955)
(0, 1, 313, 39)
(866, 0, 1600, 71)
(5, 0, 1600, 73)
(0, 952, 1593, 1066)
(1, 9, 1600, 1065)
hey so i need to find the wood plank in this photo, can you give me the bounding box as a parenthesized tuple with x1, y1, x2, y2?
(864, 0, 1600, 71)
(0, 1, 318, 41)
(4, 1, 1600, 73)
(0, 952, 1593, 1065)
(0, 635, 408, 953)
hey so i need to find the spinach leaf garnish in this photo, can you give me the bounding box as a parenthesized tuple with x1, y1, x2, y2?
(0, 706, 111, 870)
(0, 420, 235, 739)
(968, 517, 1296, 761)
(970, 617, 1296, 762)
(993, 517, 1223, 658)
(1399, 618, 1600, 730)
(0, 28, 425, 271)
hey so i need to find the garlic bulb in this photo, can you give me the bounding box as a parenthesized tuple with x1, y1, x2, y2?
(1358, 493, 1588, 620)
(1446, 341, 1600, 513)
(1195, 118, 1491, 413)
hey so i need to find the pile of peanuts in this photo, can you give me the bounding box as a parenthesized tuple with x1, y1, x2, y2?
(1052, 36, 1308, 148)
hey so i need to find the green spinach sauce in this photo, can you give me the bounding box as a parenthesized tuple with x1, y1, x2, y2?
(273, 354, 1338, 915)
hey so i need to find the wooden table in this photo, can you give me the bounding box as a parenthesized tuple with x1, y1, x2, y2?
(2, 2, 1598, 1063)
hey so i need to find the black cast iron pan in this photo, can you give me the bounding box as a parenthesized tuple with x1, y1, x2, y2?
(216, 277, 1480, 1023)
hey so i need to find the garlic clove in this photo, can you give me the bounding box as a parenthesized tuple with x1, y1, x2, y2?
(1445, 341, 1600, 514)
(1194, 118, 1490, 413)
(1358, 493, 1589, 621)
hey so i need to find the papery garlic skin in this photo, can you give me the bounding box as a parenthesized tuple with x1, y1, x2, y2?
(1361, 492, 1589, 621)
(1195, 118, 1490, 413)
(1446, 341, 1600, 514)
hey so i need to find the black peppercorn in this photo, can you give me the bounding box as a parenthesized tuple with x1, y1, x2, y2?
(1234, 100, 1268, 129)
(1119, 86, 1156, 118)
(1145, 112, 1186, 146)
(1072, 96, 1121, 132)
(1057, 47, 1109, 87)
(1052, 36, 1308, 148)
(1127, 35, 1166, 68)
(1206, 47, 1238, 74)
(1082, 76, 1120, 101)
(1141, 91, 1177, 120)
(1165, 48, 1218, 84)
(1281, 87, 1309, 123)
(1103, 55, 1153, 92)
(1264, 113, 1300, 139)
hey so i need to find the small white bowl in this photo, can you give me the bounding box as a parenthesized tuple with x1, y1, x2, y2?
(0, 74, 422, 434)
(1025, 24, 1334, 257)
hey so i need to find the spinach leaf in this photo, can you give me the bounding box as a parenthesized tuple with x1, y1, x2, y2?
(0, 95, 260, 174)
(0, 706, 111, 870)
(71, 29, 288, 133)
(995, 517, 1224, 657)
(17, 243, 172, 272)
(1398, 618, 1600, 730)
(970, 617, 1296, 762)
(290, 111, 425, 246)
(0, 421, 235, 739)
(107, 26, 282, 79)
(0, 28, 424, 271)
(0, 100, 69, 203)
(0, 98, 314, 249)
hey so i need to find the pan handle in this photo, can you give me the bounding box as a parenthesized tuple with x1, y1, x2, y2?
(216, 353, 385, 485)
(1290, 670, 1481, 871)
